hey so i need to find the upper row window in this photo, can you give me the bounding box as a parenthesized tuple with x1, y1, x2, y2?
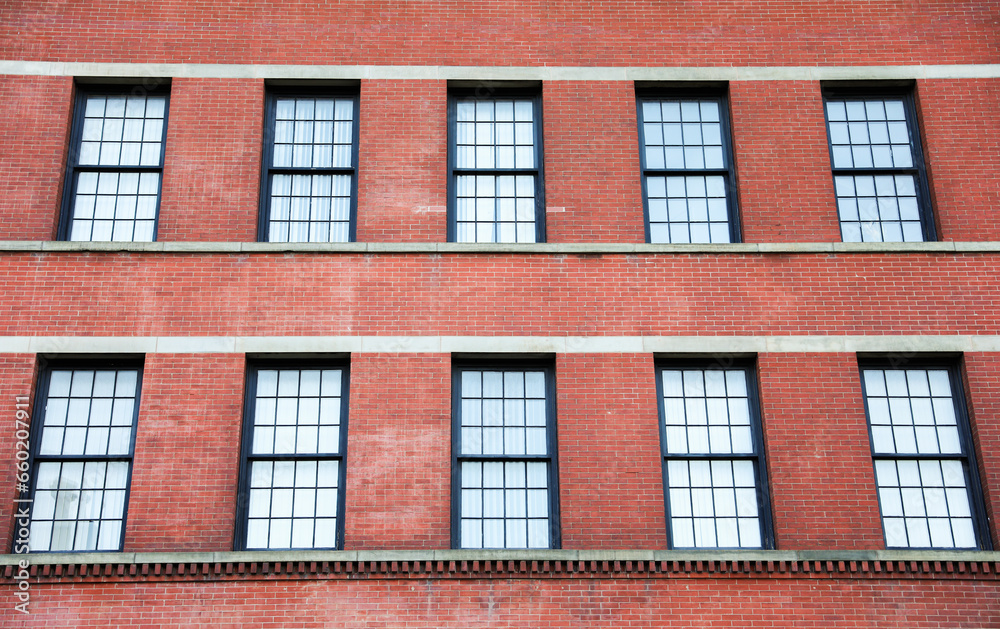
(59, 83, 936, 245)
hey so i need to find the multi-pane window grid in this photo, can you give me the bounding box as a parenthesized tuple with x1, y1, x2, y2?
(457, 369, 552, 549)
(264, 96, 355, 243)
(68, 93, 167, 241)
(453, 98, 540, 243)
(659, 368, 765, 549)
(863, 368, 979, 548)
(826, 98, 926, 242)
(640, 99, 734, 244)
(243, 368, 344, 550)
(29, 368, 139, 552)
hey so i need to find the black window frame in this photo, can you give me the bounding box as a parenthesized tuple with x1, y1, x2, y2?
(858, 356, 991, 550)
(451, 357, 560, 549)
(654, 357, 774, 549)
(822, 84, 936, 242)
(19, 356, 144, 553)
(257, 86, 361, 243)
(447, 85, 546, 243)
(58, 82, 170, 242)
(636, 85, 742, 244)
(234, 357, 351, 551)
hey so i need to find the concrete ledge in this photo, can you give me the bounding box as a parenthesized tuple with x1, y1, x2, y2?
(1, 335, 999, 355)
(1, 61, 998, 81)
(2, 241, 1000, 255)
(3, 548, 998, 566)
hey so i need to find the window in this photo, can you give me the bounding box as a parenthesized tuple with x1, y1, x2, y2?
(236, 363, 349, 550)
(259, 90, 359, 242)
(860, 361, 990, 549)
(61, 85, 169, 242)
(23, 361, 142, 552)
(452, 362, 558, 548)
(637, 91, 740, 243)
(824, 89, 934, 242)
(656, 361, 771, 548)
(449, 88, 544, 243)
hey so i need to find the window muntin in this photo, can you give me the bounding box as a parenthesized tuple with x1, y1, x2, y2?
(454, 365, 558, 549)
(238, 365, 348, 550)
(450, 92, 544, 243)
(26, 365, 141, 552)
(638, 95, 739, 244)
(824, 94, 932, 242)
(657, 364, 770, 549)
(862, 366, 987, 549)
(261, 93, 358, 243)
(63, 89, 169, 242)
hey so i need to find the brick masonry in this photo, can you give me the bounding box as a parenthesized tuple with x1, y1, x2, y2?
(0, 0, 998, 626)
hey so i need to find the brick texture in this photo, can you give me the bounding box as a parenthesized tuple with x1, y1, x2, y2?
(732, 81, 842, 243)
(1, 577, 999, 628)
(158, 78, 263, 242)
(758, 353, 885, 549)
(0, 76, 73, 241)
(917, 78, 1000, 242)
(0, 355, 38, 550)
(344, 353, 452, 549)
(356, 81, 447, 242)
(125, 354, 245, 552)
(963, 352, 1000, 549)
(556, 353, 667, 548)
(1, 2, 996, 66)
(544, 82, 645, 243)
(0, 252, 997, 336)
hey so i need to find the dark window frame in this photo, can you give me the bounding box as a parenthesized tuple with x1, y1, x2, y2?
(58, 82, 171, 242)
(234, 357, 351, 551)
(654, 357, 774, 549)
(257, 86, 361, 243)
(450, 357, 560, 549)
(636, 85, 742, 244)
(821, 84, 937, 242)
(447, 86, 546, 243)
(858, 356, 991, 550)
(19, 356, 144, 553)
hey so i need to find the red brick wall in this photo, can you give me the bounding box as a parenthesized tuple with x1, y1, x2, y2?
(345, 353, 451, 549)
(732, 81, 842, 243)
(0, 252, 996, 336)
(917, 78, 1000, 242)
(2, 577, 998, 628)
(125, 354, 245, 552)
(758, 353, 884, 549)
(556, 353, 666, 548)
(1, 2, 996, 66)
(356, 81, 447, 242)
(963, 352, 1000, 549)
(544, 82, 645, 243)
(0, 76, 73, 241)
(158, 78, 264, 242)
(0, 354, 38, 550)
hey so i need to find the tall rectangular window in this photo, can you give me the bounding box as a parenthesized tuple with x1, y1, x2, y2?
(638, 91, 740, 244)
(824, 89, 934, 242)
(61, 86, 169, 241)
(236, 363, 349, 550)
(453, 362, 558, 549)
(260, 90, 359, 242)
(449, 88, 544, 243)
(656, 361, 771, 548)
(24, 361, 142, 552)
(861, 362, 989, 549)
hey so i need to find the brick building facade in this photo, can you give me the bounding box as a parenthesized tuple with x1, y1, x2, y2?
(1, 1, 999, 626)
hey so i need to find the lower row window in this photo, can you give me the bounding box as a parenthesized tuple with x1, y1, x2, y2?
(19, 356, 993, 553)
(235, 362, 350, 550)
